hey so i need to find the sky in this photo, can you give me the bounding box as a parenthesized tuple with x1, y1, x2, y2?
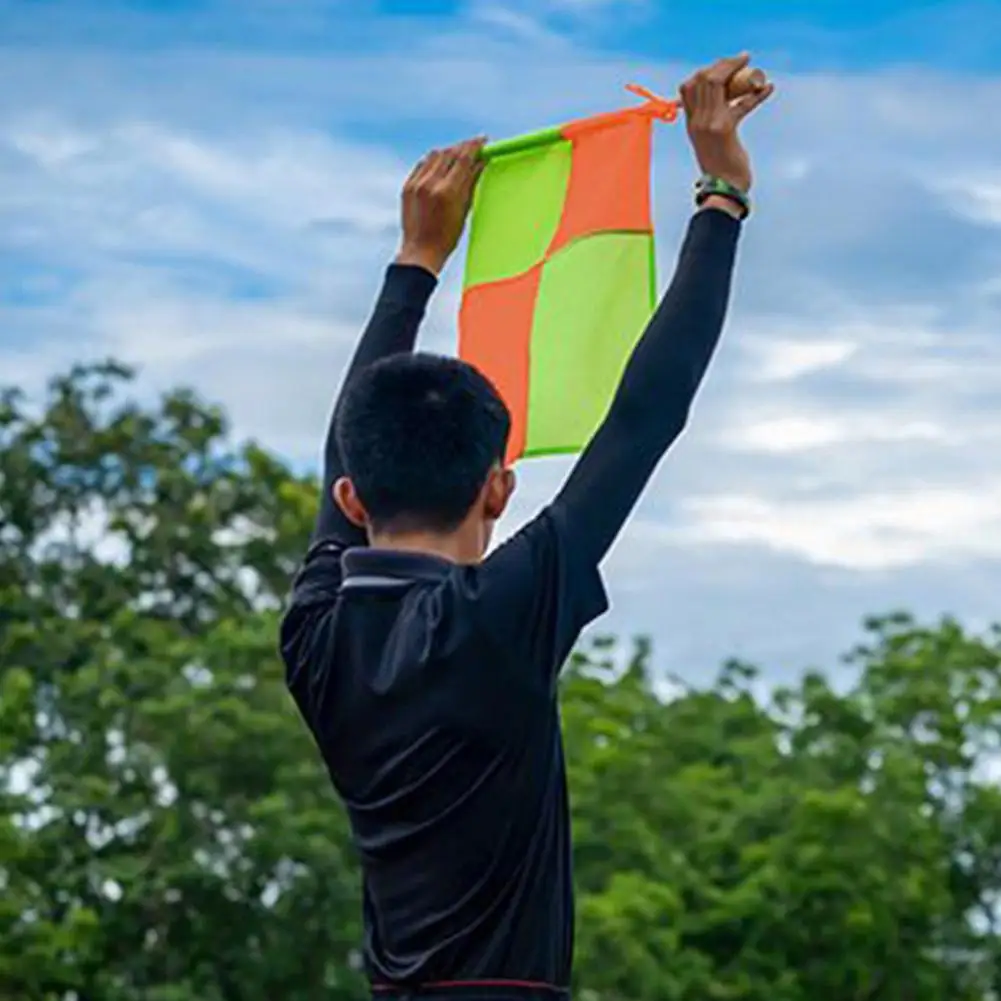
(2, 0, 1001, 686)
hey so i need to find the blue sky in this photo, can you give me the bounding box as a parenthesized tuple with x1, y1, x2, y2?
(2, 0, 1001, 684)
(4, 0, 1000, 70)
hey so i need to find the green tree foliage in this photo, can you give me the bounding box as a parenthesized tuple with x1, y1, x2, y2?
(2, 364, 1000, 1000)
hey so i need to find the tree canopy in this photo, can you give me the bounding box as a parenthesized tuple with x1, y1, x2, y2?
(2, 363, 1000, 1000)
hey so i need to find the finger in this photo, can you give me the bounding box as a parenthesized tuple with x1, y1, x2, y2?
(424, 141, 471, 183)
(679, 73, 711, 115)
(403, 153, 428, 186)
(464, 154, 487, 199)
(730, 82, 775, 121)
(685, 75, 716, 120)
(454, 136, 487, 164)
(705, 51, 751, 85)
(678, 77, 696, 113)
(447, 138, 480, 171)
(429, 147, 460, 184)
(444, 137, 487, 186)
(409, 149, 444, 187)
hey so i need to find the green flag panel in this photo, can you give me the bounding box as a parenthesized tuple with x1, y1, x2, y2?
(524, 231, 656, 456)
(463, 139, 574, 289)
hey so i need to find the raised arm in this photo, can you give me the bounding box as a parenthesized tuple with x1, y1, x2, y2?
(554, 55, 774, 564)
(312, 138, 485, 544)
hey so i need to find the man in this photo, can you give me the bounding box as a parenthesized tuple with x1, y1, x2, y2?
(281, 54, 773, 1001)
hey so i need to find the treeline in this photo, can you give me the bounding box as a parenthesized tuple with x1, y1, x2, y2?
(2, 364, 1000, 1001)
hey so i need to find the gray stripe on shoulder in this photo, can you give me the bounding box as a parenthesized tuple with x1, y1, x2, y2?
(340, 575, 413, 591)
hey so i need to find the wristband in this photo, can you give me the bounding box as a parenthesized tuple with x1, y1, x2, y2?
(694, 175, 751, 219)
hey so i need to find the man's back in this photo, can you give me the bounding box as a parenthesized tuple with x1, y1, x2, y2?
(281, 517, 607, 994)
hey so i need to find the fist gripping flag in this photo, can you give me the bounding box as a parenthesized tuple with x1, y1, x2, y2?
(459, 86, 678, 463)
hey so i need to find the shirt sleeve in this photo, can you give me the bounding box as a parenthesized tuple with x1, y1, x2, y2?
(292, 263, 436, 635)
(455, 209, 740, 689)
(459, 505, 610, 690)
(312, 263, 438, 547)
(278, 538, 345, 690)
(554, 207, 742, 567)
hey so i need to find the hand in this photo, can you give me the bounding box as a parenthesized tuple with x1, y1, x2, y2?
(680, 53, 774, 194)
(396, 138, 487, 276)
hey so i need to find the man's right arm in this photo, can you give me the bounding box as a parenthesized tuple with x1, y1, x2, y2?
(463, 202, 740, 674)
(552, 203, 740, 565)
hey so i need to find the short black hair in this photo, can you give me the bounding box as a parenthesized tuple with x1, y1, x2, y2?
(335, 352, 511, 534)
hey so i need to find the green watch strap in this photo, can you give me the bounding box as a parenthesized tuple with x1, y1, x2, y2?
(694, 175, 751, 219)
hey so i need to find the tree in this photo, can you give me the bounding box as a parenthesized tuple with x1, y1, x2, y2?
(3, 363, 1001, 1000)
(565, 624, 1001, 1001)
(0, 363, 361, 1000)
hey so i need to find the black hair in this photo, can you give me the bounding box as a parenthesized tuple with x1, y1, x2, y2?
(335, 352, 511, 534)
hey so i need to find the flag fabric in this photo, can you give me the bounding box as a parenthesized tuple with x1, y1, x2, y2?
(459, 87, 677, 463)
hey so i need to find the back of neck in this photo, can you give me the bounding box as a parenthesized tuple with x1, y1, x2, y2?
(368, 527, 480, 565)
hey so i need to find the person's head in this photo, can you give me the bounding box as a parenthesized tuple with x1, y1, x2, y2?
(333, 352, 516, 560)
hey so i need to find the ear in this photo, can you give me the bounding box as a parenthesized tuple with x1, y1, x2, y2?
(333, 476, 369, 528)
(483, 465, 516, 521)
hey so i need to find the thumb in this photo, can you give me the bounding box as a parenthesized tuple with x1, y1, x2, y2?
(730, 82, 775, 121)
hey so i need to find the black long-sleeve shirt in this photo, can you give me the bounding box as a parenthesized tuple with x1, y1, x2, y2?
(282, 207, 741, 998)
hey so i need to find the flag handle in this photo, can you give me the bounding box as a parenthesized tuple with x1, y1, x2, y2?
(478, 83, 678, 162)
(480, 125, 566, 161)
(479, 68, 768, 162)
(624, 67, 769, 120)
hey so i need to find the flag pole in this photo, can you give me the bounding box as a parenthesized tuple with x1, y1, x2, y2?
(480, 126, 565, 162)
(479, 84, 679, 162)
(478, 68, 766, 162)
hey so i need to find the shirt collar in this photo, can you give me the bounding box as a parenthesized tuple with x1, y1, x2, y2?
(340, 547, 455, 591)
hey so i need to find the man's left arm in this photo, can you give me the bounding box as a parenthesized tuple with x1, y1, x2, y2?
(312, 264, 437, 545)
(284, 140, 485, 678)
(311, 138, 486, 546)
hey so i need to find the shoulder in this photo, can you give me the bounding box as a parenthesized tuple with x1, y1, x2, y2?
(279, 537, 345, 671)
(448, 506, 609, 683)
(474, 504, 607, 610)
(287, 537, 346, 605)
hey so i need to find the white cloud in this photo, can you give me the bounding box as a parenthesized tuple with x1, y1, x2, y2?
(468, 3, 562, 42)
(1, 116, 402, 275)
(721, 414, 949, 454)
(667, 481, 1001, 570)
(544, 0, 645, 9)
(741, 336, 859, 382)
(933, 172, 1001, 226)
(476, 0, 645, 25)
(0, 114, 414, 460)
